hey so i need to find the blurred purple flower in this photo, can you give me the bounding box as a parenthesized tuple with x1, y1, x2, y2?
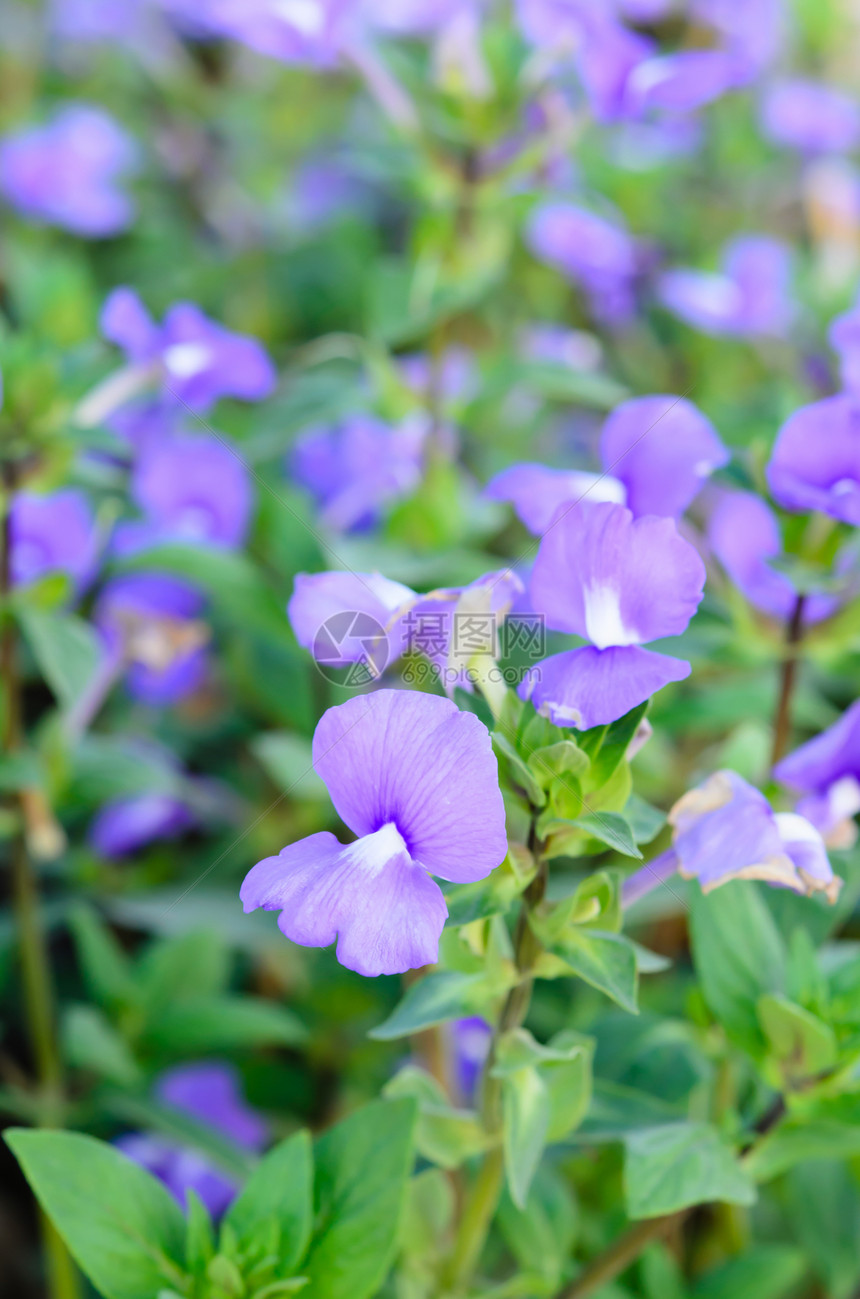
(775, 701, 860, 847)
(89, 793, 194, 857)
(761, 80, 860, 155)
(599, 395, 728, 519)
(659, 236, 794, 338)
(10, 490, 98, 590)
(287, 155, 373, 233)
(484, 463, 626, 534)
(95, 573, 210, 706)
(829, 295, 860, 393)
(290, 413, 430, 532)
(0, 105, 137, 236)
(101, 287, 276, 414)
(179, 0, 354, 66)
(450, 1016, 492, 1101)
(522, 501, 705, 728)
(521, 324, 602, 372)
(242, 690, 507, 976)
(117, 1062, 267, 1217)
(624, 770, 841, 906)
(693, 0, 786, 74)
(626, 49, 749, 117)
(708, 489, 838, 623)
(50, 0, 149, 43)
(398, 347, 477, 406)
(116, 433, 254, 551)
(767, 395, 860, 524)
(526, 202, 638, 325)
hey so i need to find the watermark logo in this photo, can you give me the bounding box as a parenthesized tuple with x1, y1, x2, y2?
(312, 610, 389, 686)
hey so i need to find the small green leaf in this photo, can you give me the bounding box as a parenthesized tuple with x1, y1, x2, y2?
(62, 1004, 141, 1086)
(691, 1246, 806, 1299)
(184, 1192, 214, 1277)
(497, 1165, 578, 1290)
(624, 1123, 755, 1218)
(19, 608, 102, 712)
(585, 702, 648, 789)
(369, 971, 490, 1040)
(757, 994, 838, 1083)
(572, 812, 643, 859)
(251, 733, 327, 802)
(556, 929, 639, 1014)
(492, 733, 546, 807)
(146, 996, 306, 1054)
(527, 740, 590, 786)
(137, 931, 230, 1016)
(624, 794, 667, 845)
(68, 904, 136, 1010)
(5, 1129, 187, 1299)
(302, 1098, 416, 1299)
(500, 1058, 549, 1209)
(384, 1067, 492, 1169)
(746, 1119, 860, 1181)
(226, 1130, 313, 1273)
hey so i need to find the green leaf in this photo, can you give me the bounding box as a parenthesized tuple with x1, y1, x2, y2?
(146, 996, 306, 1054)
(369, 970, 490, 1040)
(184, 1192, 214, 1277)
(5, 1129, 187, 1299)
(585, 702, 648, 789)
(624, 794, 667, 845)
(71, 736, 180, 804)
(624, 1123, 756, 1218)
(0, 748, 42, 792)
(497, 1165, 578, 1290)
(68, 904, 135, 1010)
(19, 608, 102, 712)
(690, 882, 787, 1058)
(543, 1031, 594, 1142)
(62, 1004, 141, 1086)
(527, 740, 590, 787)
(137, 931, 230, 1016)
(251, 732, 328, 802)
(384, 1067, 492, 1169)
(226, 1130, 313, 1273)
(691, 1246, 806, 1299)
(572, 812, 643, 859)
(556, 929, 639, 1014)
(501, 1062, 549, 1210)
(302, 1098, 416, 1299)
(493, 732, 546, 807)
(757, 993, 838, 1084)
(746, 1119, 860, 1181)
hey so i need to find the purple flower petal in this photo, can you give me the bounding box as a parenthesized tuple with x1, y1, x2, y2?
(520, 644, 690, 730)
(529, 501, 705, 646)
(312, 690, 508, 883)
(775, 700, 860, 795)
(156, 1062, 268, 1152)
(659, 237, 793, 339)
(484, 463, 626, 534)
(766, 395, 860, 524)
(761, 79, 860, 155)
(160, 303, 276, 410)
(241, 828, 448, 977)
(829, 298, 860, 393)
(627, 49, 748, 116)
(708, 489, 798, 620)
(288, 570, 416, 664)
(600, 395, 728, 518)
(11, 489, 98, 590)
(89, 794, 193, 857)
(526, 202, 637, 325)
(131, 434, 253, 549)
(100, 287, 160, 361)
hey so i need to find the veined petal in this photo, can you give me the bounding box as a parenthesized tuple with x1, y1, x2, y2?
(240, 825, 447, 977)
(529, 500, 705, 644)
(312, 690, 508, 883)
(484, 463, 625, 534)
(519, 644, 690, 730)
(767, 395, 860, 524)
(288, 570, 416, 666)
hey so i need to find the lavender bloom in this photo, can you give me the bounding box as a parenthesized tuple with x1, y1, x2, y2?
(101, 288, 276, 414)
(829, 296, 860, 393)
(623, 770, 841, 906)
(290, 413, 430, 532)
(761, 80, 860, 155)
(626, 49, 749, 117)
(10, 490, 98, 590)
(179, 0, 354, 67)
(775, 701, 860, 848)
(117, 433, 253, 551)
(450, 1016, 492, 1101)
(522, 501, 705, 729)
(50, 0, 149, 44)
(0, 105, 136, 236)
(484, 463, 626, 535)
(117, 1062, 267, 1217)
(526, 202, 638, 326)
(89, 794, 194, 857)
(95, 574, 209, 705)
(398, 347, 477, 406)
(708, 490, 838, 623)
(766, 395, 860, 524)
(599, 395, 728, 519)
(659, 236, 794, 339)
(242, 691, 507, 976)
(693, 0, 785, 74)
(521, 325, 602, 372)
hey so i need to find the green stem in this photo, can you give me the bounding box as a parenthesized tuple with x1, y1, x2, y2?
(771, 593, 806, 767)
(554, 1211, 688, 1299)
(2, 476, 80, 1299)
(444, 840, 548, 1290)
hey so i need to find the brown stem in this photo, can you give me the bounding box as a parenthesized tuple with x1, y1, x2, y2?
(771, 594, 806, 767)
(555, 1211, 689, 1299)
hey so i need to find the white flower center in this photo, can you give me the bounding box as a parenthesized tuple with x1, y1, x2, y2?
(343, 822, 409, 877)
(163, 343, 213, 379)
(583, 584, 637, 649)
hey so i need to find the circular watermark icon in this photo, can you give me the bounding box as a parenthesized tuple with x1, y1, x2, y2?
(312, 611, 390, 686)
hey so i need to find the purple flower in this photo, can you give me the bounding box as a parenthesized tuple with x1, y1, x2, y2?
(101, 288, 276, 414)
(0, 105, 136, 236)
(708, 489, 838, 623)
(290, 413, 430, 532)
(623, 770, 841, 906)
(526, 202, 638, 326)
(626, 49, 749, 117)
(693, 0, 785, 74)
(829, 296, 860, 393)
(766, 395, 860, 524)
(89, 793, 194, 857)
(117, 1062, 267, 1217)
(241, 690, 507, 977)
(484, 463, 626, 535)
(522, 501, 705, 729)
(760, 80, 860, 155)
(398, 347, 477, 406)
(50, 0, 150, 44)
(521, 324, 603, 372)
(599, 395, 728, 519)
(775, 701, 860, 847)
(95, 573, 210, 705)
(179, 0, 355, 67)
(659, 236, 794, 338)
(450, 1016, 492, 1101)
(288, 570, 416, 670)
(10, 489, 98, 590)
(117, 433, 253, 551)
